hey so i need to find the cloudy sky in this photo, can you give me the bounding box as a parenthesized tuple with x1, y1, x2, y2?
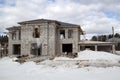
(0, 0, 120, 39)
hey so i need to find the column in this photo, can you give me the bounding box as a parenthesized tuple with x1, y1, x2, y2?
(112, 44, 115, 54)
(95, 45, 98, 51)
(79, 45, 80, 52)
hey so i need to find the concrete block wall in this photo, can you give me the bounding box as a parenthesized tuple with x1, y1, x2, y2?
(58, 27, 79, 54)
(8, 32, 13, 55)
(20, 23, 47, 56)
(39, 23, 48, 56)
(20, 22, 57, 57)
(55, 25, 61, 56)
(8, 21, 80, 57)
(47, 23, 56, 56)
(8, 29, 21, 55)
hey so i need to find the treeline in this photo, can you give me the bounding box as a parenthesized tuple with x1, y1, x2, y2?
(0, 35, 8, 45)
(91, 33, 120, 41)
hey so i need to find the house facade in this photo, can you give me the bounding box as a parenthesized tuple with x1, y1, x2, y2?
(7, 19, 83, 57)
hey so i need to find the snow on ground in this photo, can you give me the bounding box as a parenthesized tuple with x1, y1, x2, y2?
(77, 50, 120, 60)
(55, 50, 120, 61)
(0, 50, 120, 80)
(54, 50, 120, 67)
(116, 51, 120, 55)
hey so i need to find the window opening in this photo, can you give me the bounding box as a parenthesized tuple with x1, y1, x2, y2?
(12, 32, 16, 40)
(33, 26, 40, 38)
(18, 30, 21, 40)
(68, 30, 73, 38)
(60, 30, 65, 39)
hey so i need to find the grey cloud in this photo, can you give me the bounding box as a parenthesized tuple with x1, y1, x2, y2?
(0, 0, 120, 39)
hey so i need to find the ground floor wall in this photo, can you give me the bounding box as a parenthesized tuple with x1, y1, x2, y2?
(8, 40, 56, 57)
(59, 41, 79, 55)
(8, 40, 21, 56)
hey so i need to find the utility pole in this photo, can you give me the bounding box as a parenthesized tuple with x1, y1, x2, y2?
(112, 26, 115, 54)
(112, 26, 115, 42)
(83, 31, 86, 40)
(112, 26, 114, 39)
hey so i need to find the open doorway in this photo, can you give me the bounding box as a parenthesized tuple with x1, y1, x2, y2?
(62, 44, 72, 53)
(31, 43, 41, 56)
(13, 44, 21, 55)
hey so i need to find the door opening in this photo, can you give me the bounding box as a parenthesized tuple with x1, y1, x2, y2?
(31, 43, 41, 56)
(62, 44, 72, 53)
(13, 44, 21, 55)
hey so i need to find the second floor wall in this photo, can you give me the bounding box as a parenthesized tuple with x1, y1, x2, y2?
(8, 23, 81, 44)
(9, 29, 21, 41)
(20, 22, 57, 43)
(58, 27, 81, 42)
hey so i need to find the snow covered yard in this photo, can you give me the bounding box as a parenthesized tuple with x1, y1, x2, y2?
(0, 50, 120, 80)
(54, 50, 120, 67)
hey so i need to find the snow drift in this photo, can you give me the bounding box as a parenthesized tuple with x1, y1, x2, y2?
(54, 50, 120, 67)
(77, 50, 120, 60)
(55, 50, 120, 61)
(0, 57, 120, 80)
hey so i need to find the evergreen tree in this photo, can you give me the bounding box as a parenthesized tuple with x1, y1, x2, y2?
(114, 33, 120, 38)
(91, 36, 97, 41)
(0, 35, 8, 46)
(102, 35, 106, 41)
(108, 34, 113, 39)
(91, 33, 120, 42)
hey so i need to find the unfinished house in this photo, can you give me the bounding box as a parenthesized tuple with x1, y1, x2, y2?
(7, 19, 83, 57)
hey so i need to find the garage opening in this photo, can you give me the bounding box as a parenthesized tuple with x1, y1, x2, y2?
(13, 44, 21, 55)
(80, 45, 95, 51)
(98, 46, 112, 52)
(62, 44, 72, 53)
